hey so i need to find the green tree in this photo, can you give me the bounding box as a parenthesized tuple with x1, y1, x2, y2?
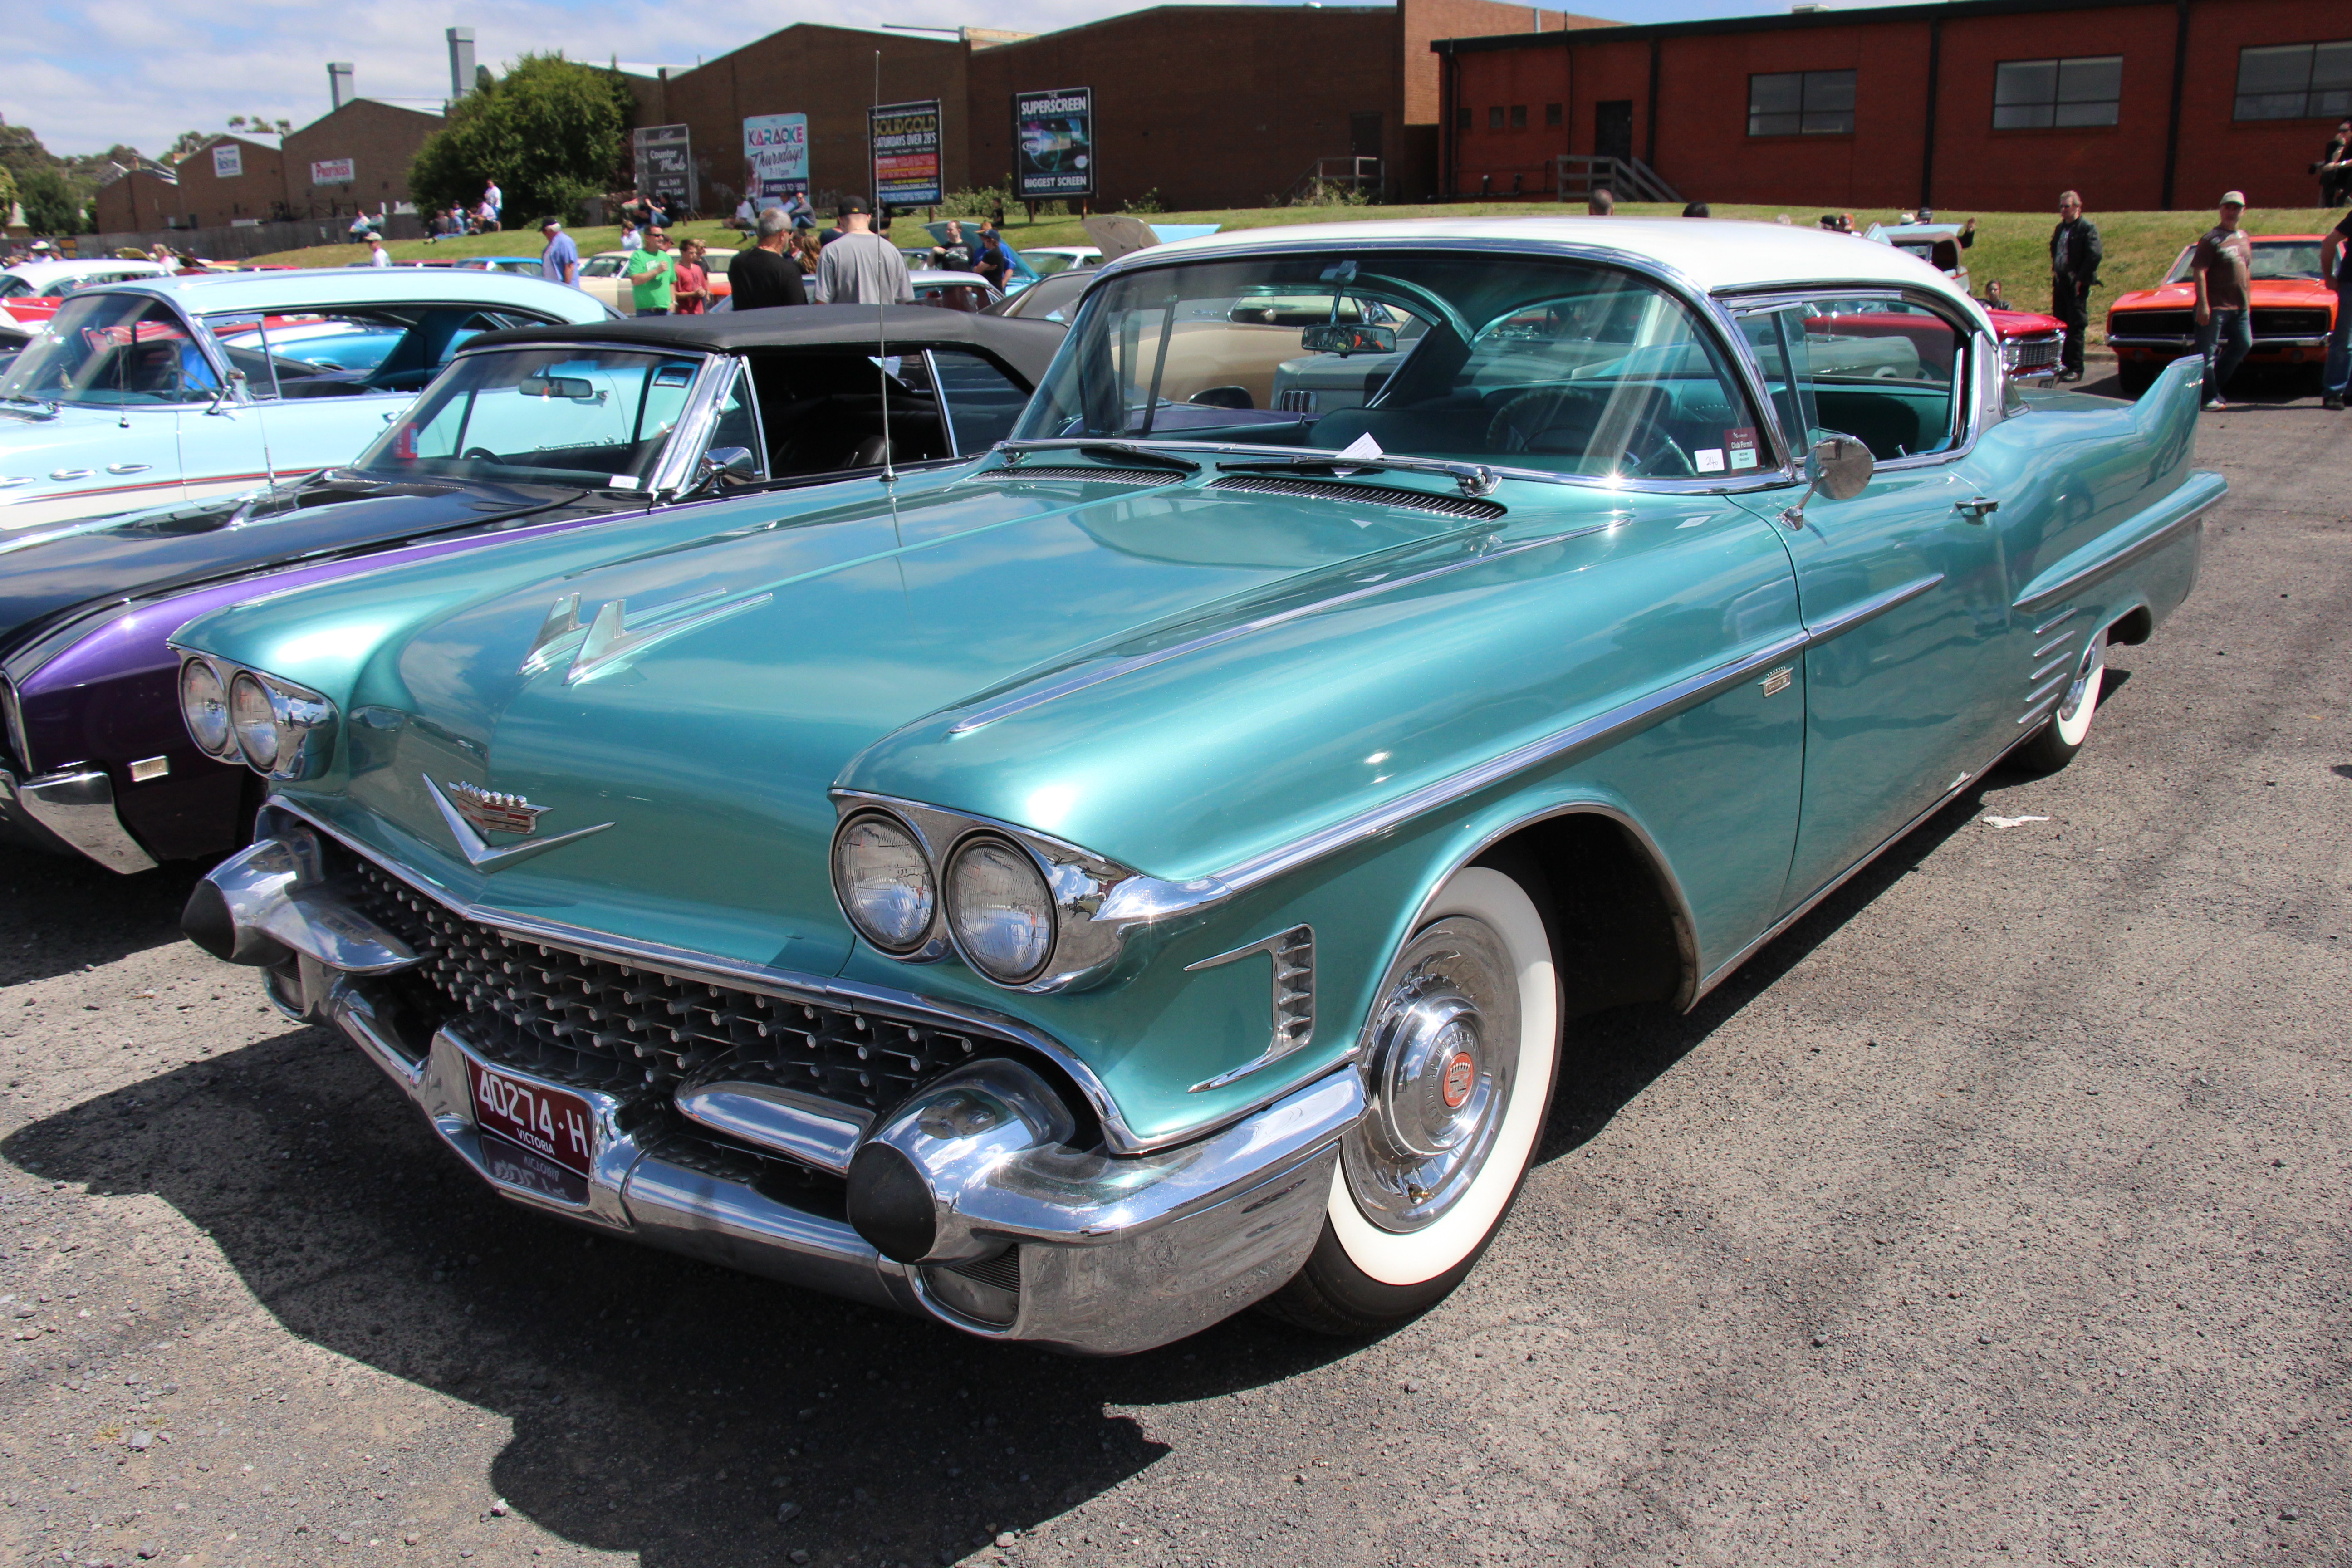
(409, 53, 635, 224)
(19, 166, 82, 235)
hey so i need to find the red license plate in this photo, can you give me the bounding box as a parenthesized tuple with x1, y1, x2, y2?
(468, 1060, 596, 1180)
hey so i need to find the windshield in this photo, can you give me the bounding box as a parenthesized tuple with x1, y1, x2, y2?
(353, 346, 706, 489)
(2161, 239, 2325, 284)
(0, 292, 220, 408)
(1012, 250, 1761, 480)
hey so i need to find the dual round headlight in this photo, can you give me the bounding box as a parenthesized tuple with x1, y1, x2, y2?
(179, 660, 231, 757)
(831, 813, 1057, 986)
(228, 671, 282, 771)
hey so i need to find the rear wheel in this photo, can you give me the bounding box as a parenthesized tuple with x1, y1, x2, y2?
(2013, 630, 2107, 774)
(1260, 865, 1558, 1335)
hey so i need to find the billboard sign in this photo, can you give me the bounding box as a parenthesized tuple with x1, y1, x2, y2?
(743, 113, 808, 203)
(212, 144, 243, 180)
(310, 157, 356, 186)
(870, 99, 943, 209)
(632, 123, 696, 214)
(1014, 88, 1093, 200)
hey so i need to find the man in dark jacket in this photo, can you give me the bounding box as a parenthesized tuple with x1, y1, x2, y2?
(727, 206, 808, 311)
(2048, 190, 2102, 383)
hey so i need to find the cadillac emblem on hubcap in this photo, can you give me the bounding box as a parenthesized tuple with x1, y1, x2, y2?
(1441, 1050, 1476, 1109)
(444, 780, 547, 838)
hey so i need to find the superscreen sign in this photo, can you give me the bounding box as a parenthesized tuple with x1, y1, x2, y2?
(1014, 88, 1094, 200)
(743, 113, 808, 202)
(870, 99, 943, 209)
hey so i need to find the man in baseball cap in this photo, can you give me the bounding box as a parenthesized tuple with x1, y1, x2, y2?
(813, 196, 913, 305)
(2190, 191, 2253, 409)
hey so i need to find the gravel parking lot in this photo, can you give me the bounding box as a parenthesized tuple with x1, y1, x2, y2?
(1, 381, 2345, 1568)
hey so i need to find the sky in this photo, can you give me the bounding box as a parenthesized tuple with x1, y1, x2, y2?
(10, 0, 1878, 160)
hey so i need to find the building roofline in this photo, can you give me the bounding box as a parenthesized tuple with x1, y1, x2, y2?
(1433, 0, 2199, 54)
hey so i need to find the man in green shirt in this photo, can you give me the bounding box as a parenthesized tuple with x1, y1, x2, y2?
(627, 228, 676, 316)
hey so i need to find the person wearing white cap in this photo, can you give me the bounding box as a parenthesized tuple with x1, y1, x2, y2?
(2191, 191, 2254, 410)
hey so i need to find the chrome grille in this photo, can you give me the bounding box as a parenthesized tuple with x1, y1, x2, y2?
(1208, 475, 1506, 521)
(995, 466, 1186, 485)
(2004, 335, 2062, 372)
(342, 856, 995, 1114)
(1275, 389, 1318, 413)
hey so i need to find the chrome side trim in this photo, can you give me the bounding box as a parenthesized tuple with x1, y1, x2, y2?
(943, 524, 1607, 737)
(14, 767, 158, 875)
(2012, 480, 2222, 613)
(2028, 654, 2072, 683)
(420, 774, 616, 873)
(2032, 630, 2077, 658)
(262, 798, 1179, 1153)
(2033, 606, 2078, 637)
(2023, 674, 2068, 706)
(1184, 925, 1315, 1093)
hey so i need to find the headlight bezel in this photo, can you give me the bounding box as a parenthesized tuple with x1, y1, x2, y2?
(173, 652, 339, 780)
(178, 659, 232, 759)
(828, 791, 1207, 994)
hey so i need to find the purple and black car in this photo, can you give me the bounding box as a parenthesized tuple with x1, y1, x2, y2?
(0, 307, 1063, 873)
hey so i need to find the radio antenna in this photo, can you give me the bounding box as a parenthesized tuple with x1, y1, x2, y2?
(877, 296, 898, 484)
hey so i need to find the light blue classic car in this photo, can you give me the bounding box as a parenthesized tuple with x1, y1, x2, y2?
(168, 219, 2220, 1354)
(0, 269, 612, 529)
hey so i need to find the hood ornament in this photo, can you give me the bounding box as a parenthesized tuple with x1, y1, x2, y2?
(521, 587, 774, 686)
(424, 776, 614, 873)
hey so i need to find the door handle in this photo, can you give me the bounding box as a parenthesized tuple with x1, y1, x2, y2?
(1955, 495, 2000, 521)
(106, 463, 152, 475)
(49, 468, 95, 481)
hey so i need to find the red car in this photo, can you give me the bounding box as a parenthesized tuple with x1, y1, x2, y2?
(2104, 234, 2334, 397)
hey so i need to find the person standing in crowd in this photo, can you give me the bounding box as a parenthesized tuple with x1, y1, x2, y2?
(973, 220, 1009, 290)
(539, 218, 578, 286)
(671, 239, 712, 315)
(2048, 190, 2102, 383)
(2318, 202, 2350, 410)
(790, 230, 823, 279)
(1588, 187, 1615, 216)
(814, 197, 914, 305)
(729, 207, 809, 310)
(2192, 191, 2255, 410)
(1929, 216, 1977, 276)
(626, 228, 676, 317)
(2318, 121, 2351, 208)
(618, 213, 640, 252)
(932, 220, 975, 272)
(483, 179, 503, 230)
(368, 235, 391, 268)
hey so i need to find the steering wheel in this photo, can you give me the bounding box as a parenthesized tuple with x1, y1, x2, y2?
(1485, 389, 1696, 478)
(461, 447, 500, 461)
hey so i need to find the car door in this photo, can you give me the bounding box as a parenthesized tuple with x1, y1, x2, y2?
(1730, 295, 2014, 915)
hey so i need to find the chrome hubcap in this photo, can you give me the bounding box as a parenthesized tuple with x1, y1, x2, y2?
(1345, 915, 1518, 1233)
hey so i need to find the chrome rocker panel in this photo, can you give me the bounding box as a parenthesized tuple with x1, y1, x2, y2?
(196, 821, 1359, 1356)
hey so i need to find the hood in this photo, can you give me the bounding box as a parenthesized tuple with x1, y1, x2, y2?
(2110, 278, 2334, 312)
(0, 477, 592, 654)
(260, 468, 1482, 974)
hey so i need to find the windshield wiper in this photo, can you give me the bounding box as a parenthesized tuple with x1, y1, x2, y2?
(997, 439, 1200, 473)
(1218, 452, 1500, 497)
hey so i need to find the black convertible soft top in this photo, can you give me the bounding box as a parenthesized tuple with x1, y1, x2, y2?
(469, 304, 1067, 387)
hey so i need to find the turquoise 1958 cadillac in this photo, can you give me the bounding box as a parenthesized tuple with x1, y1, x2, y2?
(167, 219, 2220, 1354)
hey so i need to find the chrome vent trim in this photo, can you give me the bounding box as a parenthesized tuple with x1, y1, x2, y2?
(1208, 474, 1506, 521)
(1185, 924, 1315, 1092)
(993, 466, 1186, 486)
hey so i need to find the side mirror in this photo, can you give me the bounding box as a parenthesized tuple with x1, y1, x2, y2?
(206, 369, 247, 417)
(1299, 323, 1397, 357)
(1779, 434, 1873, 531)
(701, 446, 757, 479)
(1808, 434, 1874, 500)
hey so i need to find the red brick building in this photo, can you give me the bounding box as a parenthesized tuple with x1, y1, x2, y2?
(1435, 0, 2352, 211)
(167, 135, 287, 228)
(281, 100, 444, 220)
(642, 2, 1614, 213)
(90, 167, 181, 235)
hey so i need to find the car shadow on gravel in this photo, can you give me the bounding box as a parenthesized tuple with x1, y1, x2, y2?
(3, 1010, 1361, 1565)
(0, 841, 207, 986)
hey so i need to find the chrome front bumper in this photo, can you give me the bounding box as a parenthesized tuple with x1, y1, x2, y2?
(0, 763, 158, 874)
(189, 824, 1359, 1355)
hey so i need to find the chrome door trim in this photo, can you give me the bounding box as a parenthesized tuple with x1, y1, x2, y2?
(644, 353, 740, 497)
(925, 348, 960, 456)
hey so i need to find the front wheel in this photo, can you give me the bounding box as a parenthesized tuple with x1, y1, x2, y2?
(1260, 865, 1558, 1335)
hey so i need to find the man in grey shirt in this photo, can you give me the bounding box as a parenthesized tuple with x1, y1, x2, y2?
(814, 196, 914, 305)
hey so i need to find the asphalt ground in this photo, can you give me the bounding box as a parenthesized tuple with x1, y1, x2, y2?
(1, 374, 2345, 1568)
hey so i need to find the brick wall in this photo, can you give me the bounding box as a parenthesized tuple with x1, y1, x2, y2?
(281, 101, 444, 220)
(92, 171, 180, 235)
(169, 137, 286, 228)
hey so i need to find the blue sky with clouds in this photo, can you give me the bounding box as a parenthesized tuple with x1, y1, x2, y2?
(10, 0, 1870, 158)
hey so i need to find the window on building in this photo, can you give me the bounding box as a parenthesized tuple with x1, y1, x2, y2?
(1510, 105, 1528, 130)
(1488, 106, 1504, 131)
(1993, 55, 2122, 128)
(1545, 103, 1563, 127)
(1455, 105, 1471, 132)
(2233, 39, 2352, 121)
(1747, 70, 1856, 136)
